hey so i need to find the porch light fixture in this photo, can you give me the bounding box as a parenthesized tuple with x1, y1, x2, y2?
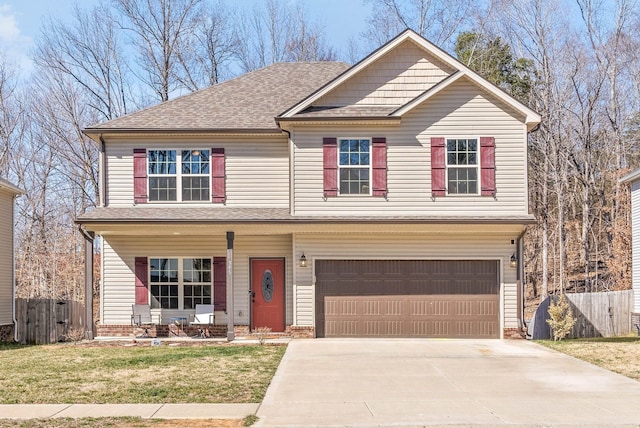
(510, 253, 517, 268)
(299, 253, 307, 268)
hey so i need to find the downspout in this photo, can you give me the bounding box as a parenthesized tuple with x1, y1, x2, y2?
(98, 135, 106, 207)
(12, 192, 21, 343)
(516, 228, 527, 334)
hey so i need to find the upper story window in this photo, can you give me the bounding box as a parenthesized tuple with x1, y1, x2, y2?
(446, 138, 478, 195)
(339, 138, 370, 195)
(147, 150, 210, 202)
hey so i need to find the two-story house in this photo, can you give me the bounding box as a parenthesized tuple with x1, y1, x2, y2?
(77, 29, 540, 340)
(0, 177, 23, 342)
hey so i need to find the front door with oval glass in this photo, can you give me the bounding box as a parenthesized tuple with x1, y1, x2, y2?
(250, 258, 285, 332)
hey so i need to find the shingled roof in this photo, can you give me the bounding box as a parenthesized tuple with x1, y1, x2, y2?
(84, 62, 350, 135)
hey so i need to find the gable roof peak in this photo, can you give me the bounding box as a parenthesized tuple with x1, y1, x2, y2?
(278, 28, 541, 131)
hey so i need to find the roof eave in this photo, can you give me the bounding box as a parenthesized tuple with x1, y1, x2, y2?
(76, 216, 537, 225)
(620, 168, 640, 183)
(83, 127, 285, 141)
(0, 178, 24, 195)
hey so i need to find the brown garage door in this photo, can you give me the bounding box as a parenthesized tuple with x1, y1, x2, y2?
(315, 260, 499, 338)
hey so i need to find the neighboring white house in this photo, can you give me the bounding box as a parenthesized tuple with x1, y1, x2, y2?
(77, 29, 541, 339)
(620, 169, 640, 330)
(0, 178, 22, 342)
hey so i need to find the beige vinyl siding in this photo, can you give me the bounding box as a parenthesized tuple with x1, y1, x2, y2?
(292, 78, 528, 216)
(105, 136, 289, 208)
(632, 180, 640, 312)
(0, 189, 14, 325)
(292, 232, 519, 332)
(316, 40, 454, 107)
(101, 234, 293, 325)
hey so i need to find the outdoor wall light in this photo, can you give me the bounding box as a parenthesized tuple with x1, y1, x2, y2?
(510, 253, 517, 268)
(299, 253, 307, 267)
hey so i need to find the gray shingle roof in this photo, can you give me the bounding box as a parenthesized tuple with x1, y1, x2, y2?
(76, 207, 536, 224)
(85, 62, 350, 132)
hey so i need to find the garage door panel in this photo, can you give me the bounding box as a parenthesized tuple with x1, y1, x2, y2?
(316, 260, 499, 338)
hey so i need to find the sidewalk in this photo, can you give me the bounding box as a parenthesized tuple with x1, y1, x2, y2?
(0, 403, 259, 420)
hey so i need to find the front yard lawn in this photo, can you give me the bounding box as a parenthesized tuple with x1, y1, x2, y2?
(538, 336, 640, 381)
(0, 342, 285, 404)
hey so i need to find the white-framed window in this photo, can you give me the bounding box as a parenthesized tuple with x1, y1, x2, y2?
(149, 257, 212, 309)
(148, 149, 210, 202)
(446, 138, 479, 195)
(338, 138, 371, 195)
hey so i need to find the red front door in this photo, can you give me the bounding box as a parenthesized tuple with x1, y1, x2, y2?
(251, 258, 285, 332)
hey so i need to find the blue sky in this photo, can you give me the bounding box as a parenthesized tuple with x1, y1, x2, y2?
(0, 0, 373, 72)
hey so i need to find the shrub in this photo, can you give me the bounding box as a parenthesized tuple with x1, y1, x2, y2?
(546, 294, 576, 341)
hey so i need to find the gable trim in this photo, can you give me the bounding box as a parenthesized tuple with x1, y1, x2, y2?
(391, 71, 463, 117)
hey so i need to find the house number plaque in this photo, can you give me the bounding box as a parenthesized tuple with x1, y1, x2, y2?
(262, 269, 274, 302)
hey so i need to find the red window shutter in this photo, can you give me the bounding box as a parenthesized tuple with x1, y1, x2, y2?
(213, 257, 227, 312)
(430, 137, 446, 197)
(211, 148, 226, 203)
(323, 137, 338, 197)
(480, 137, 496, 196)
(372, 137, 387, 197)
(133, 148, 147, 204)
(134, 257, 149, 304)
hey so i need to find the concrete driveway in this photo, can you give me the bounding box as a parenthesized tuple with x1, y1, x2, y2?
(255, 339, 640, 427)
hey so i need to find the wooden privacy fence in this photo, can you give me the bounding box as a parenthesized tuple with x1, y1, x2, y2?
(15, 299, 87, 344)
(528, 290, 633, 339)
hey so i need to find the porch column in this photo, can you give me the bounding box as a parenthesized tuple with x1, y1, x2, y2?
(226, 231, 235, 341)
(82, 230, 95, 340)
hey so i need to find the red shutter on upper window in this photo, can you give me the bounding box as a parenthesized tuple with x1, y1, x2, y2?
(323, 137, 338, 197)
(134, 257, 149, 304)
(211, 148, 226, 203)
(213, 257, 226, 312)
(480, 137, 496, 196)
(372, 137, 387, 197)
(430, 137, 446, 197)
(133, 148, 147, 204)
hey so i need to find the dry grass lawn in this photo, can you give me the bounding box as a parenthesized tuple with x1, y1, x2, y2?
(538, 336, 640, 381)
(0, 341, 285, 404)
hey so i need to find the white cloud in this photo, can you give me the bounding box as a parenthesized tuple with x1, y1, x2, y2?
(0, 4, 33, 72)
(0, 5, 21, 42)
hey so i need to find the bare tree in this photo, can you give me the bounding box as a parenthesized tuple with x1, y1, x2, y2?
(0, 53, 23, 177)
(237, 0, 336, 72)
(174, 0, 240, 89)
(362, 0, 475, 50)
(112, 0, 203, 101)
(34, 3, 132, 122)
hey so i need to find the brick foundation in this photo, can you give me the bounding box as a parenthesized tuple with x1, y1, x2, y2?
(97, 324, 227, 338)
(287, 326, 315, 338)
(0, 324, 14, 342)
(503, 328, 525, 339)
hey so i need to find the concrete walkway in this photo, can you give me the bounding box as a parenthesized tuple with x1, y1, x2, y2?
(255, 339, 640, 427)
(0, 403, 259, 420)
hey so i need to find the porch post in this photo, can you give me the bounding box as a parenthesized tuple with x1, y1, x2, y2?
(83, 230, 95, 340)
(226, 231, 235, 341)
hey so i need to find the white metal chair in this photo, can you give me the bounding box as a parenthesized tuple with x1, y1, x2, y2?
(190, 304, 215, 338)
(131, 304, 156, 337)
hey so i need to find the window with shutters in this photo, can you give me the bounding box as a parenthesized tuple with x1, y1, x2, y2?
(149, 257, 212, 310)
(446, 138, 478, 195)
(338, 138, 371, 195)
(147, 149, 210, 202)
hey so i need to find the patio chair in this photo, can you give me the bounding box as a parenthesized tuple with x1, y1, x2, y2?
(131, 304, 156, 338)
(190, 304, 215, 338)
